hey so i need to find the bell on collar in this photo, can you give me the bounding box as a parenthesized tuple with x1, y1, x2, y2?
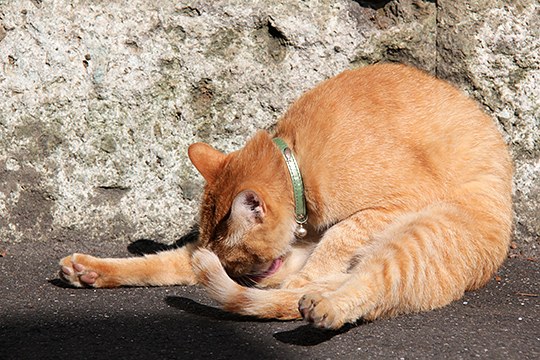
(295, 223, 308, 238)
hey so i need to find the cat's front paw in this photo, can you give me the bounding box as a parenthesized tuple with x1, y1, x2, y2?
(298, 293, 346, 329)
(59, 253, 102, 288)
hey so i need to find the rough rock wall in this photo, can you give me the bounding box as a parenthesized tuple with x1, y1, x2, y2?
(0, 0, 538, 256)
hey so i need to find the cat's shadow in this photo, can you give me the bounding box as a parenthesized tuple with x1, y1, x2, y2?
(165, 296, 274, 323)
(272, 322, 358, 346)
(127, 225, 200, 255)
(165, 295, 359, 346)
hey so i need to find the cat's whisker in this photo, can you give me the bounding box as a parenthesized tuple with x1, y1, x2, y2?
(234, 275, 258, 288)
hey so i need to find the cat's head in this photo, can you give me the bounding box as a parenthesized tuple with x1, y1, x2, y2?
(188, 131, 296, 284)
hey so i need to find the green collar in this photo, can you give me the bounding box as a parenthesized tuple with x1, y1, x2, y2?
(272, 137, 308, 237)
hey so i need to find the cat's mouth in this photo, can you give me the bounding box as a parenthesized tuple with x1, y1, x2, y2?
(244, 257, 284, 284)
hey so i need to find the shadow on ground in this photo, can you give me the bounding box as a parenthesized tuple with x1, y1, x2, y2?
(2, 312, 288, 360)
(126, 226, 200, 255)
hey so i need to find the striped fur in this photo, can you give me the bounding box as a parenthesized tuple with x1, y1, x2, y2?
(59, 64, 513, 329)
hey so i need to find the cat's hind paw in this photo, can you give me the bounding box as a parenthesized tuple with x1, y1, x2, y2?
(298, 293, 346, 329)
(59, 254, 102, 288)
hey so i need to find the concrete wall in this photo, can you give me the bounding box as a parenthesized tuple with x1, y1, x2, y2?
(0, 0, 538, 256)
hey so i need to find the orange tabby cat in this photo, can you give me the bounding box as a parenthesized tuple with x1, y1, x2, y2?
(59, 63, 513, 329)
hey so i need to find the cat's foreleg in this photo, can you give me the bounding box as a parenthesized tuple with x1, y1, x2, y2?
(59, 243, 198, 288)
(282, 209, 394, 289)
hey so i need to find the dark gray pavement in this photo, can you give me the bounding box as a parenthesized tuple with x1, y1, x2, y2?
(1, 239, 538, 360)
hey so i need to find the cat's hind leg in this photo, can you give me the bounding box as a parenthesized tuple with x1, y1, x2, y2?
(298, 202, 509, 329)
(59, 243, 198, 288)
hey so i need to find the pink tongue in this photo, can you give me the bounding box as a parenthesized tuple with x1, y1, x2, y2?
(266, 258, 283, 276)
(248, 258, 283, 283)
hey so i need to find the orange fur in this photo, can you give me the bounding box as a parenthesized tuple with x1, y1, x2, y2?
(59, 64, 513, 329)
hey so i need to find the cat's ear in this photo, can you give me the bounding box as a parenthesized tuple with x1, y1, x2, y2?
(231, 190, 266, 224)
(188, 142, 227, 184)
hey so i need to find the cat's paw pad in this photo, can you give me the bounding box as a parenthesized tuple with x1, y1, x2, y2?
(281, 274, 311, 289)
(59, 254, 100, 288)
(298, 293, 345, 329)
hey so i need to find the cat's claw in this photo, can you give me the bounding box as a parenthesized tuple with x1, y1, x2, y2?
(298, 293, 345, 329)
(59, 254, 100, 288)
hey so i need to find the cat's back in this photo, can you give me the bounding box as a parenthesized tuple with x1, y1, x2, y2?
(278, 63, 510, 179)
(279, 63, 502, 152)
(276, 63, 512, 221)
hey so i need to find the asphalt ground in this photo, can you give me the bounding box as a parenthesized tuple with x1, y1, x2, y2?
(1, 238, 538, 360)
